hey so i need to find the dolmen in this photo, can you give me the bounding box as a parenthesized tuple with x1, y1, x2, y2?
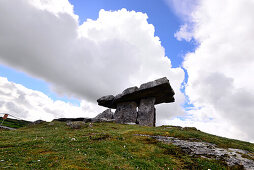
(97, 77, 175, 127)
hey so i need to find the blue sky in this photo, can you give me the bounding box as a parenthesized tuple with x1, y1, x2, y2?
(0, 0, 195, 105)
(69, 0, 196, 68)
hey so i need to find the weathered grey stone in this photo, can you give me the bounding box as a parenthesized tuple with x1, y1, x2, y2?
(32, 120, 45, 125)
(137, 97, 156, 127)
(100, 118, 115, 122)
(139, 77, 169, 90)
(114, 102, 137, 124)
(97, 77, 175, 127)
(53, 118, 92, 122)
(122, 86, 138, 96)
(95, 109, 113, 119)
(114, 94, 123, 101)
(91, 118, 115, 123)
(97, 95, 114, 107)
(66, 121, 84, 129)
(97, 77, 175, 109)
(136, 134, 254, 169)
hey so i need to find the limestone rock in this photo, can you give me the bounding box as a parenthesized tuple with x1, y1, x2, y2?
(66, 121, 84, 129)
(32, 120, 45, 125)
(145, 135, 254, 169)
(137, 97, 156, 127)
(97, 95, 114, 108)
(91, 118, 115, 123)
(136, 134, 254, 169)
(53, 118, 92, 122)
(97, 77, 175, 127)
(95, 109, 113, 119)
(97, 77, 175, 109)
(114, 102, 137, 124)
(122, 86, 138, 96)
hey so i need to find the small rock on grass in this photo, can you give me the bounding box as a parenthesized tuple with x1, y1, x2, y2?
(66, 121, 86, 129)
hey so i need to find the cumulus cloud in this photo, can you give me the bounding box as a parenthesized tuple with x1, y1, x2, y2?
(175, 0, 254, 141)
(0, 76, 104, 121)
(0, 0, 185, 122)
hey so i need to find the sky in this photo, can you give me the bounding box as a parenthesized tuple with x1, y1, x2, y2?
(0, 0, 253, 142)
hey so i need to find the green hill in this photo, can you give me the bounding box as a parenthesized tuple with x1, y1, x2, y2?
(0, 117, 31, 128)
(0, 121, 253, 169)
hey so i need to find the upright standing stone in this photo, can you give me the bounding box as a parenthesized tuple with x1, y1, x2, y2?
(137, 97, 156, 126)
(114, 102, 137, 124)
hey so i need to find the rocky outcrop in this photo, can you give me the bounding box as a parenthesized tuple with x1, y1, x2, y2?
(66, 121, 84, 129)
(53, 118, 92, 123)
(54, 109, 115, 124)
(31, 120, 46, 125)
(97, 77, 175, 126)
(136, 134, 254, 169)
(94, 109, 113, 120)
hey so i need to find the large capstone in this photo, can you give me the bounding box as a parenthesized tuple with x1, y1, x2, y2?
(137, 97, 156, 127)
(114, 102, 137, 124)
(97, 77, 174, 109)
(97, 95, 115, 108)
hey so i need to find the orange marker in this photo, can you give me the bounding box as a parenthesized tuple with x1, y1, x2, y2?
(3, 114, 8, 120)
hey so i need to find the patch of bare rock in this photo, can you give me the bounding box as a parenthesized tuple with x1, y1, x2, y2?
(53, 109, 115, 124)
(136, 134, 254, 169)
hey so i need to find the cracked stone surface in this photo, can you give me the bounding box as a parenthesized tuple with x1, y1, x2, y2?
(95, 109, 113, 119)
(137, 97, 156, 127)
(114, 102, 137, 124)
(136, 134, 254, 169)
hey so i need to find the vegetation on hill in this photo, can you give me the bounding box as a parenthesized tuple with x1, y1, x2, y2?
(0, 121, 253, 169)
(0, 117, 31, 128)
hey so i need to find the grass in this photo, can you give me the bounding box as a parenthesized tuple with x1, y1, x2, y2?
(0, 117, 31, 128)
(0, 121, 253, 169)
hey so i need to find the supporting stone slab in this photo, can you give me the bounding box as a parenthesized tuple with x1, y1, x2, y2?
(137, 97, 156, 127)
(114, 102, 137, 124)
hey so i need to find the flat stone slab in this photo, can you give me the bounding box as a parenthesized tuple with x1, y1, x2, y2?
(137, 97, 156, 127)
(97, 77, 175, 109)
(114, 101, 138, 124)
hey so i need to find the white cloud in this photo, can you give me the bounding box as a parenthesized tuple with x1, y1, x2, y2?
(164, 0, 199, 22)
(0, 1, 185, 122)
(29, 0, 78, 19)
(175, 0, 254, 142)
(174, 24, 193, 41)
(0, 76, 104, 121)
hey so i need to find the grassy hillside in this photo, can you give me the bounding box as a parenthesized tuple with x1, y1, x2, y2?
(0, 117, 31, 128)
(0, 121, 253, 169)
